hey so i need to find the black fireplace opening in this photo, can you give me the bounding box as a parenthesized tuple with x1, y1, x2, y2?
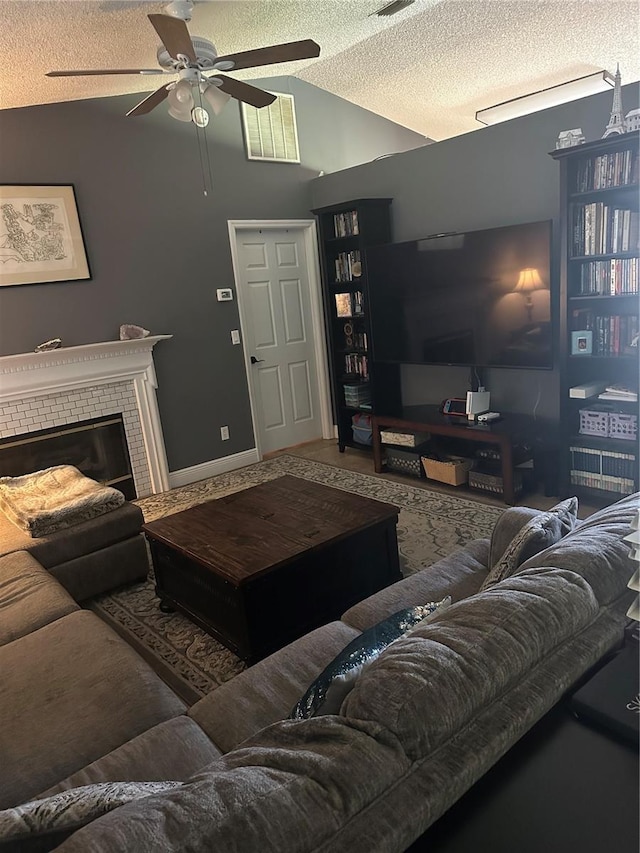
(0, 414, 137, 500)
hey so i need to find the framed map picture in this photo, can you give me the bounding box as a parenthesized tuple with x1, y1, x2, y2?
(0, 185, 91, 287)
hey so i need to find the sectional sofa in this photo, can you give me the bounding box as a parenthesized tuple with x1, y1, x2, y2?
(0, 490, 636, 852)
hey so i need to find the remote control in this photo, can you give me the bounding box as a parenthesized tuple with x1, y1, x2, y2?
(477, 412, 501, 422)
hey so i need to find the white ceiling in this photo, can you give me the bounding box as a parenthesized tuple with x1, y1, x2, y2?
(1, 0, 639, 140)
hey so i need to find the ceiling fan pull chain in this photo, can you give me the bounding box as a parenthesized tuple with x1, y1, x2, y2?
(195, 121, 210, 197)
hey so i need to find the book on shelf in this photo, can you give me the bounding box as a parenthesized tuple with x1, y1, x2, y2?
(574, 148, 640, 193)
(573, 258, 639, 296)
(344, 353, 368, 379)
(334, 250, 362, 282)
(570, 203, 639, 257)
(570, 309, 639, 356)
(570, 444, 636, 495)
(333, 211, 359, 238)
(352, 291, 364, 314)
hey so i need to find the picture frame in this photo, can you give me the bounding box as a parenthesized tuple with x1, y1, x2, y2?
(335, 292, 353, 318)
(571, 330, 593, 355)
(0, 184, 91, 287)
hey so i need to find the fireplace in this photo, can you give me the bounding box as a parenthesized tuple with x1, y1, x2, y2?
(0, 337, 172, 497)
(0, 414, 136, 499)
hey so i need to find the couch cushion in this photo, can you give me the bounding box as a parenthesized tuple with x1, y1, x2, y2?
(40, 717, 221, 797)
(341, 537, 490, 631)
(342, 567, 599, 761)
(0, 550, 79, 645)
(519, 491, 639, 605)
(0, 610, 186, 809)
(52, 715, 411, 853)
(481, 497, 579, 591)
(49, 533, 149, 601)
(0, 502, 143, 568)
(189, 620, 361, 753)
(290, 599, 450, 720)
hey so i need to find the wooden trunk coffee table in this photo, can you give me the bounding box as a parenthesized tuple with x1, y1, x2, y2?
(142, 475, 401, 663)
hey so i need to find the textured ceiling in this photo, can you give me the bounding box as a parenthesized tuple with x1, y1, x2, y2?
(1, 0, 639, 140)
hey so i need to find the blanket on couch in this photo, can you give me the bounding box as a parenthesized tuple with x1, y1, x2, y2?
(0, 465, 125, 538)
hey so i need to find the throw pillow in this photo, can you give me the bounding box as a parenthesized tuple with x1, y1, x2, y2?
(481, 497, 579, 591)
(488, 506, 547, 569)
(0, 781, 182, 845)
(289, 597, 451, 720)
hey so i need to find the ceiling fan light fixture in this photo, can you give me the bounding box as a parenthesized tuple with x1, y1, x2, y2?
(169, 78, 194, 106)
(202, 83, 232, 116)
(166, 78, 194, 121)
(167, 103, 193, 122)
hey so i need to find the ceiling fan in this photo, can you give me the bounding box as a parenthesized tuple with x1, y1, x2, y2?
(46, 0, 320, 127)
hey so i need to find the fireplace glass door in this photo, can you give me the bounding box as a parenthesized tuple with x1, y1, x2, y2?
(0, 414, 136, 499)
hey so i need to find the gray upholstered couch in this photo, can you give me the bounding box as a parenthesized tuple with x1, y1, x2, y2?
(0, 500, 147, 601)
(0, 491, 636, 852)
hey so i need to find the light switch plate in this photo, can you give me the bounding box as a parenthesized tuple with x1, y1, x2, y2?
(217, 288, 233, 302)
(231, 330, 241, 345)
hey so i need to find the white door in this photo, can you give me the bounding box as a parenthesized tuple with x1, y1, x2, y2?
(231, 223, 330, 455)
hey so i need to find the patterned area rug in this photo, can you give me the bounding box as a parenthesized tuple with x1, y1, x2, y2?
(89, 455, 503, 704)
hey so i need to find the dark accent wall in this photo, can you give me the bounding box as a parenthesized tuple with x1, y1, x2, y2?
(0, 78, 426, 472)
(309, 84, 640, 421)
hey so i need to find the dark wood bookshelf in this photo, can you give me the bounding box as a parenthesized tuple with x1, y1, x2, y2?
(551, 131, 639, 502)
(312, 199, 402, 452)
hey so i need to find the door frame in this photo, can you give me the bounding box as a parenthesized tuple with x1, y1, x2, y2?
(227, 219, 334, 459)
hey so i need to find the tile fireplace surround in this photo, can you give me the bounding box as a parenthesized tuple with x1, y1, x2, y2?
(0, 337, 172, 497)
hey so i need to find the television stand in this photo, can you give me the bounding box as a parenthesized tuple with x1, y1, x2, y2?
(372, 405, 539, 505)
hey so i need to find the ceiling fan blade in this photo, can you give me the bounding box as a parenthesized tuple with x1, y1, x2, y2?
(213, 76, 276, 109)
(46, 69, 165, 77)
(148, 13, 197, 63)
(126, 84, 170, 117)
(214, 39, 320, 72)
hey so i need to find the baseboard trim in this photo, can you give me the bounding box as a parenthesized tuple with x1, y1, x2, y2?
(168, 448, 260, 489)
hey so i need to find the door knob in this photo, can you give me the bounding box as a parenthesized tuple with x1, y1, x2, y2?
(250, 356, 265, 364)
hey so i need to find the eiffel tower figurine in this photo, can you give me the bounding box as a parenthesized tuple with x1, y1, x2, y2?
(602, 65, 626, 137)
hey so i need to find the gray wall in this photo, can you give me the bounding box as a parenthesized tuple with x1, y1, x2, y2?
(310, 83, 640, 421)
(283, 77, 431, 173)
(0, 78, 426, 472)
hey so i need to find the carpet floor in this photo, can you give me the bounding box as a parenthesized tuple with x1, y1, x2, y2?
(88, 455, 504, 704)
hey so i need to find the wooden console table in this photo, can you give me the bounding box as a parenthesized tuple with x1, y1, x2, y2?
(372, 405, 540, 506)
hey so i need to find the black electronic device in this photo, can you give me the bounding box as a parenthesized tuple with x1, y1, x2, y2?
(440, 398, 467, 416)
(368, 220, 553, 370)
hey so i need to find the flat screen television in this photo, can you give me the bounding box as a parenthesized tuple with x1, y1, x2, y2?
(367, 220, 553, 369)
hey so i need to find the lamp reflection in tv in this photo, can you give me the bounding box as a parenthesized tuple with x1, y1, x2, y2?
(514, 267, 544, 324)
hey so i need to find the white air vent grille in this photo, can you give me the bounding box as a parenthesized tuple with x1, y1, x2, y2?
(241, 93, 300, 163)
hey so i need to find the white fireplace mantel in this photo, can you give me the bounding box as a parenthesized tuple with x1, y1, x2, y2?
(0, 336, 172, 400)
(0, 336, 173, 495)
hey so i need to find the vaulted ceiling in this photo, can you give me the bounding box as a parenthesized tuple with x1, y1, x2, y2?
(1, 0, 638, 140)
